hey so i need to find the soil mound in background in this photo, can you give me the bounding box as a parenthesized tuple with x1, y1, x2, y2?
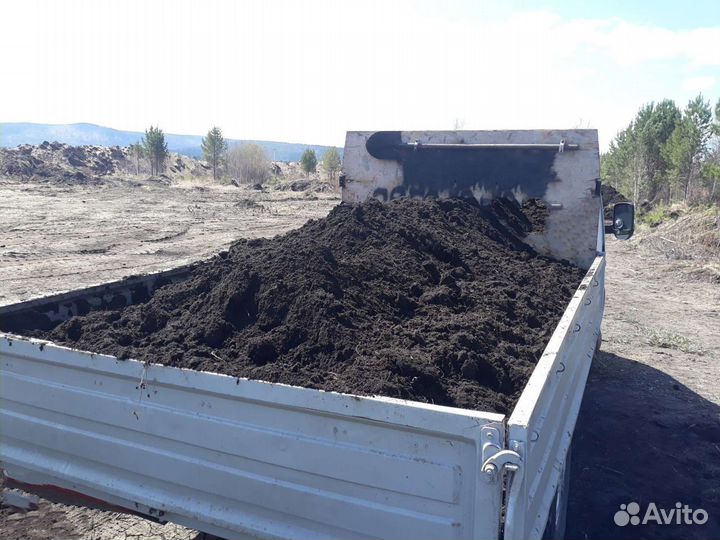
(0, 142, 208, 184)
(39, 197, 584, 413)
(601, 183, 629, 219)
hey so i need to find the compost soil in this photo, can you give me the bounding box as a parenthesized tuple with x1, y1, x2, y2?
(601, 183, 629, 219)
(36, 197, 584, 414)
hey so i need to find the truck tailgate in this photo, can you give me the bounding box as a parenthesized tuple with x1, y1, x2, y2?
(0, 335, 505, 539)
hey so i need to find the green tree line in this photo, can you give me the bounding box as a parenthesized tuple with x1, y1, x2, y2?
(602, 94, 720, 204)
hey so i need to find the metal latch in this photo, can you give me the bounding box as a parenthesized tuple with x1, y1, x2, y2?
(481, 426, 523, 484)
(482, 450, 523, 483)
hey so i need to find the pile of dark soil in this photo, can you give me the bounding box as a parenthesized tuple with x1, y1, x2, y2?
(38, 197, 584, 413)
(601, 183, 629, 219)
(273, 179, 336, 193)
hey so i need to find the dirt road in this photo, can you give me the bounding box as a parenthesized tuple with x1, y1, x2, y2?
(0, 178, 338, 305)
(1, 181, 718, 538)
(567, 236, 720, 539)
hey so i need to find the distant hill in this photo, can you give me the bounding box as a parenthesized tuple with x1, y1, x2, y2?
(0, 122, 340, 162)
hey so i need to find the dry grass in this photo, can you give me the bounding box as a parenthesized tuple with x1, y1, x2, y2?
(645, 327, 705, 355)
(637, 204, 720, 274)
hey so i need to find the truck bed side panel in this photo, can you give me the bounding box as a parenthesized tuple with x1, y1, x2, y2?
(505, 256, 605, 540)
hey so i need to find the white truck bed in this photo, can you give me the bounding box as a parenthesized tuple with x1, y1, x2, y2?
(1, 129, 609, 539)
(0, 256, 604, 539)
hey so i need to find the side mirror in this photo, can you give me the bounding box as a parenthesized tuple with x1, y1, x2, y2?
(605, 202, 634, 240)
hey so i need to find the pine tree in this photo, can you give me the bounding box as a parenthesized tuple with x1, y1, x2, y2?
(601, 100, 681, 204)
(201, 126, 228, 181)
(142, 126, 168, 176)
(300, 149, 317, 178)
(663, 95, 712, 200)
(322, 147, 341, 184)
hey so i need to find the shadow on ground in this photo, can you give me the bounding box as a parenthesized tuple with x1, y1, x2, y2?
(567, 350, 720, 539)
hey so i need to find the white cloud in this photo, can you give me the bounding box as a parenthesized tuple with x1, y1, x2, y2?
(568, 19, 720, 67)
(681, 75, 717, 93)
(1, 1, 718, 150)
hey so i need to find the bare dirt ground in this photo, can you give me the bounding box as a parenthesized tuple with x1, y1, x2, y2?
(0, 178, 338, 306)
(1, 180, 718, 539)
(567, 233, 720, 539)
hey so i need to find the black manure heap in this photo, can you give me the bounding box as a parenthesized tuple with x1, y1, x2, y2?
(37, 198, 585, 414)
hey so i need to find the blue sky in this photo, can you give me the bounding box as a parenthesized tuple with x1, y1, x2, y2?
(2, 0, 719, 149)
(514, 0, 720, 29)
(397, 0, 720, 32)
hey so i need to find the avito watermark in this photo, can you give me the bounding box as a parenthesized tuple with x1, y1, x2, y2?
(614, 501, 708, 527)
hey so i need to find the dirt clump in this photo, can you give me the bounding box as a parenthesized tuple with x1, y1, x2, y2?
(36, 197, 584, 414)
(601, 183, 629, 219)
